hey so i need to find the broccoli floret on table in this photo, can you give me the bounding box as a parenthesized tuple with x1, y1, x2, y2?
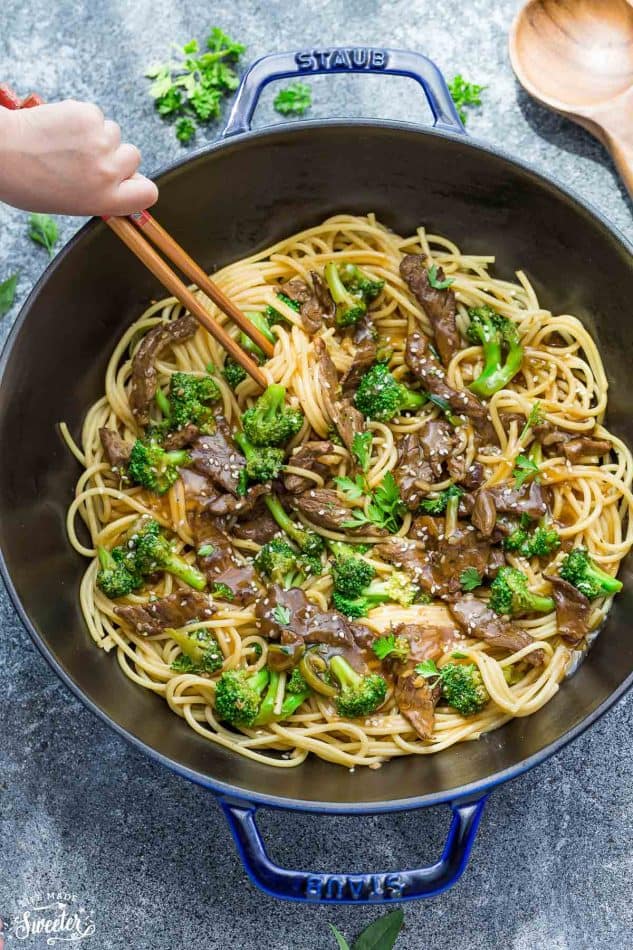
(559, 546, 623, 600)
(354, 363, 425, 422)
(465, 306, 524, 398)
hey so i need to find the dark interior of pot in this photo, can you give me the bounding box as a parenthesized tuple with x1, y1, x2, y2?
(1, 123, 632, 808)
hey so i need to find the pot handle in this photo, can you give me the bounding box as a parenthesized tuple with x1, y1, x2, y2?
(223, 47, 465, 138)
(218, 793, 487, 903)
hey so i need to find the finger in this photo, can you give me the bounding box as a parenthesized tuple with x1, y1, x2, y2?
(112, 142, 141, 180)
(106, 173, 159, 215)
(103, 119, 122, 150)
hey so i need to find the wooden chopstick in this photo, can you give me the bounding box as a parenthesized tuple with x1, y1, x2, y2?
(105, 216, 269, 388)
(127, 210, 275, 359)
(0, 90, 272, 386)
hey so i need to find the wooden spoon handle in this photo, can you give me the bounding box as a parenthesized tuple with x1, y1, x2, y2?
(594, 89, 633, 200)
(604, 132, 633, 200)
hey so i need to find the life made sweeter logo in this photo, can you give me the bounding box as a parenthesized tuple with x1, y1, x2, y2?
(0, 891, 96, 945)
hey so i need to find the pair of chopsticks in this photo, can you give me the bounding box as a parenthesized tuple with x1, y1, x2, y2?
(1, 87, 271, 388)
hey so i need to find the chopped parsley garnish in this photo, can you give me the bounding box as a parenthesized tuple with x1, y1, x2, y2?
(351, 431, 373, 472)
(459, 567, 482, 592)
(343, 472, 406, 534)
(512, 454, 540, 490)
(28, 214, 59, 257)
(448, 74, 485, 124)
(146, 27, 245, 144)
(273, 82, 312, 116)
(415, 658, 440, 678)
(520, 402, 543, 441)
(427, 263, 454, 290)
(272, 604, 291, 625)
(197, 544, 215, 558)
(0, 273, 18, 318)
(372, 633, 409, 662)
(335, 474, 367, 501)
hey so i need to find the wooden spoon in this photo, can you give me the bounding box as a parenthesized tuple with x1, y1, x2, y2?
(509, 0, 633, 198)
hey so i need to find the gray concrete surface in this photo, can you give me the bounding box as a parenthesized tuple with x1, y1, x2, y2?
(1, 1, 632, 948)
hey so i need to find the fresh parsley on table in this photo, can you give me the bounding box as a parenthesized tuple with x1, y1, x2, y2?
(273, 81, 312, 116)
(330, 909, 404, 949)
(448, 74, 485, 124)
(0, 273, 18, 318)
(28, 214, 59, 257)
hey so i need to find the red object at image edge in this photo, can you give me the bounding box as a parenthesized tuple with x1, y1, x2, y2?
(0, 84, 43, 110)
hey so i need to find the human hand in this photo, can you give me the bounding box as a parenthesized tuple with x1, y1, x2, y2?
(0, 99, 158, 216)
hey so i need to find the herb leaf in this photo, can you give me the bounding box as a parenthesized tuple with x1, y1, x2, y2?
(0, 273, 18, 318)
(427, 263, 454, 290)
(351, 431, 373, 472)
(273, 82, 312, 116)
(272, 604, 291, 625)
(448, 74, 485, 125)
(512, 454, 540, 490)
(335, 474, 367, 501)
(415, 659, 440, 678)
(459, 567, 482, 592)
(343, 472, 406, 534)
(520, 402, 543, 441)
(353, 908, 405, 950)
(197, 544, 215, 558)
(329, 925, 351, 950)
(28, 214, 59, 257)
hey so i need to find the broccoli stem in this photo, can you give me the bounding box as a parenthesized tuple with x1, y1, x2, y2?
(252, 670, 309, 725)
(445, 493, 460, 538)
(164, 553, 207, 591)
(265, 494, 308, 549)
(329, 654, 360, 690)
(240, 311, 276, 360)
(98, 546, 116, 571)
(583, 562, 623, 594)
(155, 388, 171, 419)
(470, 345, 523, 397)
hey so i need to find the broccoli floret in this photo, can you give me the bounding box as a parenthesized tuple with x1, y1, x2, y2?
(124, 518, 207, 591)
(253, 669, 311, 725)
(354, 363, 426, 422)
(489, 566, 554, 616)
(332, 571, 418, 618)
(214, 668, 269, 726)
(286, 667, 309, 694)
(416, 659, 489, 716)
(329, 654, 387, 718)
(419, 484, 463, 537)
(167, 372, 220, 429)
(211, 582, 234, 601)
(241, 384, 304, 446)
(239, 311, 277, 363)
(504, 518, 561, 558)
(265, 292, 301, 324)
(96, 546, 142, 599)
(372, 633, 410, 662)
(264, 494, 325, 559)
(324, 262, 368, 327)
(328, 540, 376, 597)
(223, 358, 248, 390)
(559, 546, 623, 600)
(168, 627, 223, 674)
(338, 263, 384, 302)
(234, 430, 284, 484)
(466, 306, 524, 398)
(127, 438, 190, 495)
(254, 537, 319, 589)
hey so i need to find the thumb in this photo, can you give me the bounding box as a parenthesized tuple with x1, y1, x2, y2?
(107, 173, 159, 216)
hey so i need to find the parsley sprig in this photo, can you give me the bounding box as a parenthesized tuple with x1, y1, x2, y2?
(520, 402, 543, 442)
(28, 214, 59, 257)
(351, 431, 373, 472)
(0, 273, 18, 318)
(512, 453, 540, 490)
(448, 74, 485, 125)
(342, 472, 406, 534)
(146, 27, 245, 144)
(427, 263, 454, 290)
(273, 82, 312, 116)
(459, 567, 482, 592)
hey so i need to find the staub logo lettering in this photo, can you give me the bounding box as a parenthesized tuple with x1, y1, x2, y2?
(295, 48, 389, 71)
(304, 873, 405, 901)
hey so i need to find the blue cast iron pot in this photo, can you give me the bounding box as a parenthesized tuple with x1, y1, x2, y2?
(1, 47, 632, 904)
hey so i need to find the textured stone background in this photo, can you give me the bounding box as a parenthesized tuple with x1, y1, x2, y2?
(1, 1, 633, 948)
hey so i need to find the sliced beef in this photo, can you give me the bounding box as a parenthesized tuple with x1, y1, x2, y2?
(562, 437, 611, 463)
(290, 488, 373, 533)
(471, 490, 497, 537)
(548, 575, 592, 645)
(114, 589, 214, 637)
(232, 503, 279, 545)
(374, 538, 435, 591)
(99, 427, 132, 472)
(300, 271, 335, 333)
(400, 254, 460, 366)
(394, 668, 441, 740)
(394, 434, 435, 510)
(486, 547, 507, 579)
(189, 511, 237, 575)
(211, 564, 261, 606)
(315, 338, 365, 454)
(130, 315, 198, 425)
(486, 481, 547, 519)
(393, 622, 454, 663)
(255, 585, 355, 649)
(449, 596, 544, 666)
(334, 399, 365, 455)
(458, 461, 485, 491)
(418, 419, 457, 478)
(162, 424, 200, 451)
(284, 441, 336, 494)
(204, 484, 269, 517)
(532, 422, 573, 450)
(341, 316, 377, 393)
(279, 277, 312, 304)
(190, 419, 245, 495)
(405, 331, 497, 443)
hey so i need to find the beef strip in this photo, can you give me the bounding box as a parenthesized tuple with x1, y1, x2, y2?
(400, 254, 460, 366)
(279, 277, 312, 303)
(419, 419, 457, 478)
(204, 484, 269, 517)
(290, 488, 378, 534)
(130, 315, 198, 425)
(547, 575, 592, 645)
(471, 490, 497, 537)
(114, 589, 214, 637)
(211, 564, 261, 606)
(562, 437, 611, 463)
(99, 427, 132, 471)
(393, 434, 435, 510)
(232, 503, 279, 544)
(486, 547, 507, 579)
(315, 338, 365, 454)
(405, 331, 497, 443)
(189, 510, 237, 575)
(458, 461, 485, 491)
(284, 441, 336, 494)
(394, 668, 441, 740)
(255, 585, 356, 649)
(485, 480, 548, 519)
(162, 424, 200, 451)
(299, 271, 335, 333)
(449, 596, 545, 666)
(341, 316, 377, 393)
(190, 419, 245, 495)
